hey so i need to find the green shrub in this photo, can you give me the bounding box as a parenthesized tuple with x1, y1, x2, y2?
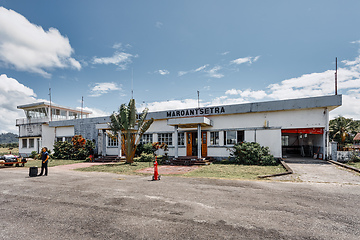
(134, 153, 154, 162)
(350, 151, 360, 163)
(52, 137, 94, 160)
(228, 142, 277, 166)
(136, 143, 155, 157)
(30, 151, 38, 159)
(53, 141, 73, 159)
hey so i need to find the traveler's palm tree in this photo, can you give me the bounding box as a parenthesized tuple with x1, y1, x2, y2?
(108, 99, 154, 163)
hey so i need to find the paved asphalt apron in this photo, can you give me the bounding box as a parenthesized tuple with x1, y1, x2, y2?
(273, 157, 360, 184)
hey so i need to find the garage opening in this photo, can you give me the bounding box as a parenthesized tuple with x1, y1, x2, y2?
(282, 128, 324, 159)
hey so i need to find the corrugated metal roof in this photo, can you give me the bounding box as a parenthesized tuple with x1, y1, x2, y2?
(354, 133, 360, 141)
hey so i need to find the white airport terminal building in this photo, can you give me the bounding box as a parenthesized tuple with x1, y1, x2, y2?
(16, 95, 342, 160)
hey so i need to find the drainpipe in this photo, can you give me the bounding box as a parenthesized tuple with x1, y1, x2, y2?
(197, 124, 201, 158)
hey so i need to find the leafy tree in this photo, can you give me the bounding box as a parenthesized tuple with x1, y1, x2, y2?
(329, 116, 360, 149)
(0, 133, 18, 144)
(108, 99, 154, 164)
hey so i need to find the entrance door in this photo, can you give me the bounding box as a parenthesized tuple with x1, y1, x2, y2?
(187, 132, 207, 157)
(186, 132, 192, 156)
(201, 131, 207, 157)
(37, 138, 40, 153)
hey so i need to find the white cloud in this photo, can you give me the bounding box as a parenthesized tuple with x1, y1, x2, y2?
(351, 40, 360, 44)
(0, 7, 81, 78)
(92, 52, 134, 70)
(178, 71, 188, 76)
(112, 42, 123, 50)
(112, 42, 132, 50)
(221, 51, 230, 56)
(207, 66, 224, 78)
(155, 21, 163, 28)
(79, 106, 109, 117)
(0, 74, 41, 133)
(157, 69, 170, 75)
(225, 88, 267, 100)
(209, 96, 248, 106)
(231, 56, 260, 65)
(178, 64, 209, 77)
(89, 82, 121, 97)
(141, 99, 201, 112)
(195, 64, 209, 72)
(342, 56, 360, 66)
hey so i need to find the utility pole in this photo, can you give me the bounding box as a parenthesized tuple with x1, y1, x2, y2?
(197, 90, 200, 108)
(335, 57, 338, 95)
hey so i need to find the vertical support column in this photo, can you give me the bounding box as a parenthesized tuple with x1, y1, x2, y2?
(197, 124, 201, 159)
(331, 142, 338, 161)
(322, 130, 326, 160)
(174, 125, 179, 158)
(102, 129, 106, 156)
(324, 108, 329, 160)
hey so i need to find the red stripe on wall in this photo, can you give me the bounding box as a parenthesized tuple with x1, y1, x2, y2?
(281, 128, 324, 135)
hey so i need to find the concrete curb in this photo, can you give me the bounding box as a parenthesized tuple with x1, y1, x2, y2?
(327, 160, 360, 174)
(258, 159, 293, 179)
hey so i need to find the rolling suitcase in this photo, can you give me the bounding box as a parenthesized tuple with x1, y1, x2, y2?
(29, 167, 38, 177)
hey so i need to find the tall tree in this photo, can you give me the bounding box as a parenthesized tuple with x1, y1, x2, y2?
(329, 116, 359, 148)
(108, 99, 154, 164)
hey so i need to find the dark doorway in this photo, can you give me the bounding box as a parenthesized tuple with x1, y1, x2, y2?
(191, 132, 198, 156)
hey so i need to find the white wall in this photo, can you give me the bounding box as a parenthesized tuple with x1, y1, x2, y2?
(245, 130, 255, 142)
(18, 137, 41, 156)
(41, 124, 56, 152)
(19, 123, 42, 137)
(55, 126, 74, 137)
(216, 108, 325, 130)
(256, 129, 282, 158)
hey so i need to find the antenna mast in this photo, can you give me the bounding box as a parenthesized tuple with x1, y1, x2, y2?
(131, 68, 134, 99)
(81, 96, 83, 119)
(49, 85, 52, 121)
(197, 90, 200, 108)
(335, 57, 338, 95)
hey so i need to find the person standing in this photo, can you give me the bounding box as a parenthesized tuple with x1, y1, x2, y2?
(38, 147, 49, 176)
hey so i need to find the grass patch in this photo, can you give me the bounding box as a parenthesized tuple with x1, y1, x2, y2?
(182, 164, 286, 180)
(347, 162, 360, 169)
(76, 161, 286, 180)
(0, 147, 19, 155)
(25, 159, 87, 168)
(75, 162, 153, 175)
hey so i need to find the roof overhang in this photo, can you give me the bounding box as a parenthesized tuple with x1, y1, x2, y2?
(147, 95, 342, 120)
(17, 102, 92, 114)
(167, 117, 213, 128)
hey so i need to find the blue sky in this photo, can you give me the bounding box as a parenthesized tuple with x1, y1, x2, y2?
(1, 0, 360, 133)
